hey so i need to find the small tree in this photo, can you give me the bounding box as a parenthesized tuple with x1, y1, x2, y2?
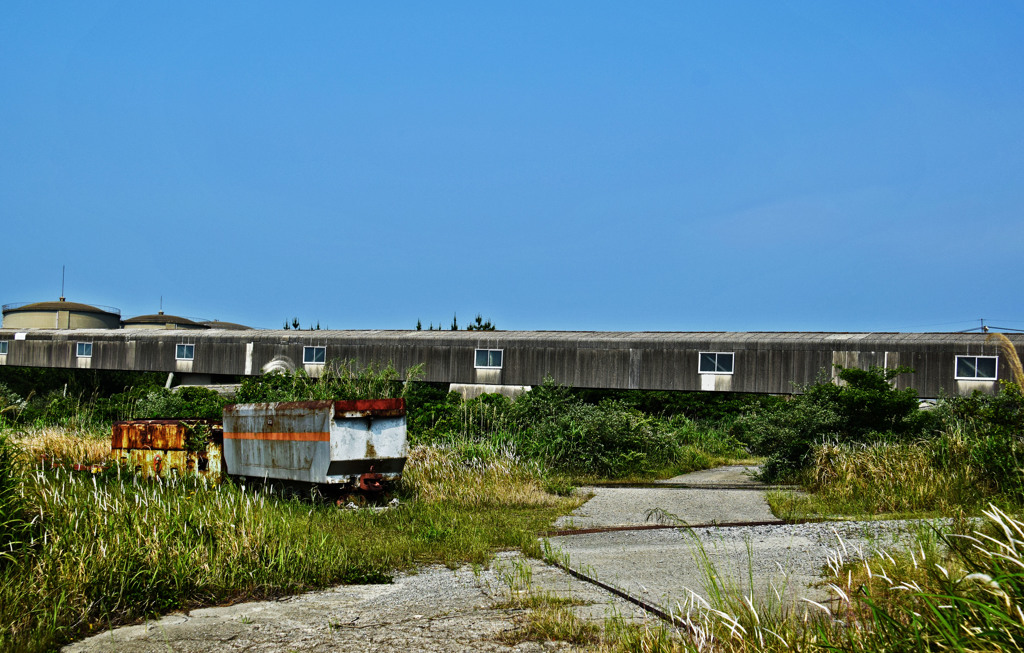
(466, 314, 496, 331)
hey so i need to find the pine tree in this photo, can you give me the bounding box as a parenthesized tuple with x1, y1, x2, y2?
(466, 314, 496, 331)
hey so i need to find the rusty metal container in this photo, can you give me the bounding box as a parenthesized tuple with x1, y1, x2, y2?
(221, 398, 407, 489)
(111, 419, 224, 480)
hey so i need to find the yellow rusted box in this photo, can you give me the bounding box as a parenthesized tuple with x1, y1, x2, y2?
(111, 419, 223, 480)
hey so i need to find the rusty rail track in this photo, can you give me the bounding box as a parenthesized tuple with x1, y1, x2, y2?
(541, 517, 831, 538)
(542, 556, 688, 628)
(586, 482, 801, 491)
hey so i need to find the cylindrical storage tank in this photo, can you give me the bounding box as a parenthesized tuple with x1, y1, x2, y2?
(123, 312, 208, 330)
(199, 320, 252, 330)
(1, 299, 121, 329)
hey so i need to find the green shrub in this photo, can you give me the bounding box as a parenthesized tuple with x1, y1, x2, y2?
(737, 396, 844, 480)
(930, 383, 1024, 501)
(938, 381, 1024, 434)
(569, 388, 784, 424)
(96, 386, 229, 421)
(0, 384, 26, 425)
(739, 366, 926, 482)
(784, 382, 1024, 516)
(403, 382, 453, 437)
(17, 390, 101, 428)
(0, 369, 169, 427)
(412, 379, 747, 479)
(0, 368, 164, 408)
(234, 360, 415, 403)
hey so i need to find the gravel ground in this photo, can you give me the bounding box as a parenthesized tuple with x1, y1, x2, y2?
(64, 553, 647, 653)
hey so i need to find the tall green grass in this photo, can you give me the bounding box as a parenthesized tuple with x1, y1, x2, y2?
(0, 427, 579, 652)
(816, 505, 1024, 652)
(766, 411, 1024, 520)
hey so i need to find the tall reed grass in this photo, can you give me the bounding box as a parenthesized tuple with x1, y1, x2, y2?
(12, 425, 110, 466)
(767, 415, 1024, 520)
(400, 443, 556, 507)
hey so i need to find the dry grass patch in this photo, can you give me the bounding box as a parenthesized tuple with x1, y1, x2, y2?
(766, 421, 1018, 520)
(808, 441, 969, 515)
(10, 425, 110, 465)
(401, 443, 576, 508)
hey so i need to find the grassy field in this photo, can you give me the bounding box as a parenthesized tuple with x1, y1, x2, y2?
(0, 426, 582, 652)
(3, 364, 1022, 651)
(4, 425, 1024, 652)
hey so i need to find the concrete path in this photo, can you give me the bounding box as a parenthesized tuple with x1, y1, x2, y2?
(548, 465, 830, 606)
(553, 466, 779, 530)
(65, 552, 643, 652)
(655, 464, 770, 487)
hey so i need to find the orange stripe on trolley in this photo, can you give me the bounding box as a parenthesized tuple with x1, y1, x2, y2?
(225, 432, 330, 442)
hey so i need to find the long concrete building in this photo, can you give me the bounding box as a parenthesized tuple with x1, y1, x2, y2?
(0, 328, 1019, 398)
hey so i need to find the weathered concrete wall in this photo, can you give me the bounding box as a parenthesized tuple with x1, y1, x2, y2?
(0, 329, 1019, 398)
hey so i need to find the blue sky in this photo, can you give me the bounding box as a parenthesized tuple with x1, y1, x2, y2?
(2, 2, 1022, 332)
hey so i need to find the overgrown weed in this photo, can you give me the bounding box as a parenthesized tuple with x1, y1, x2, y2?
(0, 428, 578, 652)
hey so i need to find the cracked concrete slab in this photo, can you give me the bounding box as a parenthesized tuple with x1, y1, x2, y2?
(63, 553, 644, 653)
(554, 466, 780, 530)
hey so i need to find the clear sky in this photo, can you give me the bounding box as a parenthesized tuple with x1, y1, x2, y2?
(2, 2, 1022, 332)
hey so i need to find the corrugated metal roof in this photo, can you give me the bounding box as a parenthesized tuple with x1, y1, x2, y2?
(2, 327, 1021, 349)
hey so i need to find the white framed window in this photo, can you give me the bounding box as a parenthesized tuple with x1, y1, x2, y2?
(475, 349, 503, 369)
(0, 341, 7, 355)
(699, 352, 734, 374)
(303, 346, 326, 364)
(76, 342, 92, 358)
(175, 344, 195, 361)
(955, 355, 997, 380)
